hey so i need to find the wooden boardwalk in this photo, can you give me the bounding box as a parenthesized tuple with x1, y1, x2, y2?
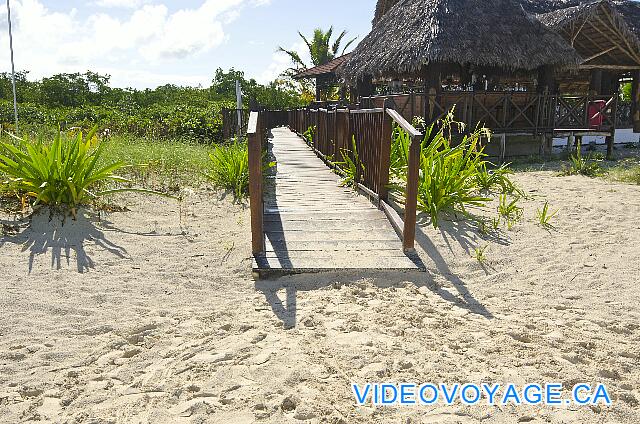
(253, 127, 424, 277)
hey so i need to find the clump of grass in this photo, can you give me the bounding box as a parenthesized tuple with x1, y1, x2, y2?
(0, 128, 163, 215)
(498, 194, 523, 230)
(205, 138, 249, 200)
(607, 161, 640, 185)
(335, 136, 365, 190)
(536, 201, 559, 229)
(473, 245, 489, 264)
(476, 162, 522, 196)
(560, 143, 602, 177)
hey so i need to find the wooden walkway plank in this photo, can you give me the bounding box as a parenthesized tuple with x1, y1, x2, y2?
(253, 127, 424, 277)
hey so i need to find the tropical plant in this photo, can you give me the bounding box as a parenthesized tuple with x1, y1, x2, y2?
(498, 194, 523, 229)
(475, 162, 522, 195)
(278, 27, 357, 99)
(0, 128, 160, 215)
(335, 136, 364, 189)
(408, 120, 491, 227)
(561, 143, 602, 177)
(205, 138, 249, 199)
(536, 201, 559, 229)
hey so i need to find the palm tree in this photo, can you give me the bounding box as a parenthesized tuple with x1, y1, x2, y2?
(278, 27, 357, 101)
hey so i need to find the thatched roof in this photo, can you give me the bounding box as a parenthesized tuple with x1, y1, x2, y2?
(537, 0, 640, 68)
(342, 0, 582, 82)
(375, 0, 640, 38)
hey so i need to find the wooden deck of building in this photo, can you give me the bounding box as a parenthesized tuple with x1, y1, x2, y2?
(252, 127, 424, 277)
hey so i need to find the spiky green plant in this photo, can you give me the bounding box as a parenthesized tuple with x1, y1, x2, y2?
(561, 143, 602, 177)
(335, 136, 364, 189)
(536, 201, 559, 229)
(498, 194, 523, 229)
(476, 162, 522, 195)
(205, 138, 249, 199)
(413, 122, 491, 228)
(0, 128, 157, 213)
(473, 245, 489, 264)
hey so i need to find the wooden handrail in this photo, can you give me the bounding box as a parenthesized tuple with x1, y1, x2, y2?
(248, 111, 264, 255)
(386, 109, 422, 138)
(386, 108, 422, 253)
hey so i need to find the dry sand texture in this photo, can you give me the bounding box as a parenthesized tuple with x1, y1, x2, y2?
(0, 172, 639, 423)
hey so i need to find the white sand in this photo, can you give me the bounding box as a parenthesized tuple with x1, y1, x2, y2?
(0, 173, 639, 423)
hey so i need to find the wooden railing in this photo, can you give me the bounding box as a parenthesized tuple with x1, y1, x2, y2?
(247, 111, 265, 255)
(288, 107, 422, 252)
(222, 108, 249, 139)
(362, 92, 620, 134)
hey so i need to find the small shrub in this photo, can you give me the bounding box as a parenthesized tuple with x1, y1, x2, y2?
(536, 201, 559, 229)
(476, 162, 522, 196)
(303, 125, 316, 147)
(0, 128, 151, 213)
(206, 138, 249, 199)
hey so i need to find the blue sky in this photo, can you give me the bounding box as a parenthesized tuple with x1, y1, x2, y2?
(0, 0, 375, 88)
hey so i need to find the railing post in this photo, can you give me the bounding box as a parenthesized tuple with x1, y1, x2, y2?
(247, 112, 264, 255)
(378, 101, 393, 204)
(403, 133, 420, 253)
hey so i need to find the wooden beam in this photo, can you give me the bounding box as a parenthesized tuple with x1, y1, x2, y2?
(592, 13, 640, 65)
(600, 5, 640, 64)
(582, 46, 618, 63)
(633, 70, 640, 133)
(403, 133, 420, 253)
(580, 64, 640, 70)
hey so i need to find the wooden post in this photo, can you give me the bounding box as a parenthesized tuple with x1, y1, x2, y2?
(633, 70, 640, 133)
(378, 99, 393, 203)
(606, 132, 615, 160)
(589, 69, 603, 94)
(403, 133, 420, 253)
(247, 112, 264, 255)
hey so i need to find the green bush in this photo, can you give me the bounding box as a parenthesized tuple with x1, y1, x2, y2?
(206, 139, 250, 199)
(561, 143, 602, 177)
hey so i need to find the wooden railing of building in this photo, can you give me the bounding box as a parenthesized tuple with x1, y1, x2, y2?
(362, 92, 620, 134)
(288, 107, 422, 252)
(222, 108, 250, 139)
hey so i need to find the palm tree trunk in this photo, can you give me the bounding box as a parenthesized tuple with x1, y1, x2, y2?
(6, 0, 18, 131)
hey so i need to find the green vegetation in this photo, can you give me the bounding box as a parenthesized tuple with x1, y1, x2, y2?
(498, 194, 523, 230)
(335, 136, 365, 189)
(473, 245, 489, 264)
(537, 201, 559, 229)
(621, 82, 632, 102)
(1, 69, 304, 142)
(607, 160, 640, 185)
(390, 115, 509, 228)
(0, 127, 165, 213)
(278, 27, 356, 100)
(205, 139, 250, 200)
(560, 143, 602, 177)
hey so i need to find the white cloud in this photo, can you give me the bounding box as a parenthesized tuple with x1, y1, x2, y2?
(94, 0, 152, 8)
(0, 0, 269, 88)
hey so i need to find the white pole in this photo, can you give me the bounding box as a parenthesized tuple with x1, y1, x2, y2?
(236, 79, 242, 138)
(6, 0, 18, 132)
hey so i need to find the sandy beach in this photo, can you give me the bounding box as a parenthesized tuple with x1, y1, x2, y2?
(1, 171, 639, 423)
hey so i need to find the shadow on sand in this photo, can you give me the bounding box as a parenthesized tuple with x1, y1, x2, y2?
(0, 209, 128, 273)
(256, 217, 502, 329)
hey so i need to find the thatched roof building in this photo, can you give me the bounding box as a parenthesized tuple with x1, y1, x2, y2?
(342, 0, 581, 82)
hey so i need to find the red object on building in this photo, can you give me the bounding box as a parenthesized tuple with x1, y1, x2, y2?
(588, 100, 606, 129)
